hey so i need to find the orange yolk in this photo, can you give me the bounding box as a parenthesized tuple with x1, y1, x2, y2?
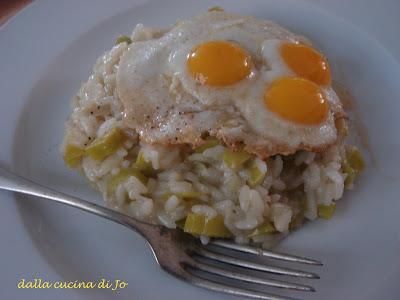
(280, 43, 331, 85)
(187, 40, 252, 87)
(264, 77, 329, 125)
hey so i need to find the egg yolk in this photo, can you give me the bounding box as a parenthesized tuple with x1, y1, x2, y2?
(264, 77, 329, 125)
(187, 40, 252, 86)
(280, 43, 331, 85)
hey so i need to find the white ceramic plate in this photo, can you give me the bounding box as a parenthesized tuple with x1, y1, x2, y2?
(1, 1, 400, 299)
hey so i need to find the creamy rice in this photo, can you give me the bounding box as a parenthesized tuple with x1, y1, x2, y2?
(62, 25, 363, 247)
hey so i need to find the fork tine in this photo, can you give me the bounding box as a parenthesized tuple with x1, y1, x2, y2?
(194, 248, 320, 279)
(191, 260, 316, 292)
(184, 267, 301, 300)
(210, 240, 323, 266)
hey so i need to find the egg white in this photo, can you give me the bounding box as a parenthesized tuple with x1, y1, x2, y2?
(116, 11, 344, 157)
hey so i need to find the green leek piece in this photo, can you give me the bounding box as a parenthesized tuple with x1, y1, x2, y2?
(107, 168, 147, 196)
(208, 6, 224, 12)
(86, 128, 125, 161)
(115, 35, 132, 45)
(175, 191, 203, 199)
(184, 213, 232, 238)
(223, 149, 253, 170)
(343, 147, 365, 188)
(63, 144, 86, 168)
(318, 203, 336, 219)
(248, 160, 266, 187)
(195, 138, 221, 153)
(134, 151, 155, 174)
(343, 163, 356, 188)
(247, 222, 276, 238)
(347, 146, 365, 173)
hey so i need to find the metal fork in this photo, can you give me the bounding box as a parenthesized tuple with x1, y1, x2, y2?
(0, 167, 322, 300)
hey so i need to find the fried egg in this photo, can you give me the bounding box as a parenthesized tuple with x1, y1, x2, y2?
(116, 11, 345, 158)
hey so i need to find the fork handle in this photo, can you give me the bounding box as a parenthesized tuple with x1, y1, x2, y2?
(0, 167, 157, 238)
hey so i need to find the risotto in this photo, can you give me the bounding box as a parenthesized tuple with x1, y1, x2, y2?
(62, 10, 364, 247)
